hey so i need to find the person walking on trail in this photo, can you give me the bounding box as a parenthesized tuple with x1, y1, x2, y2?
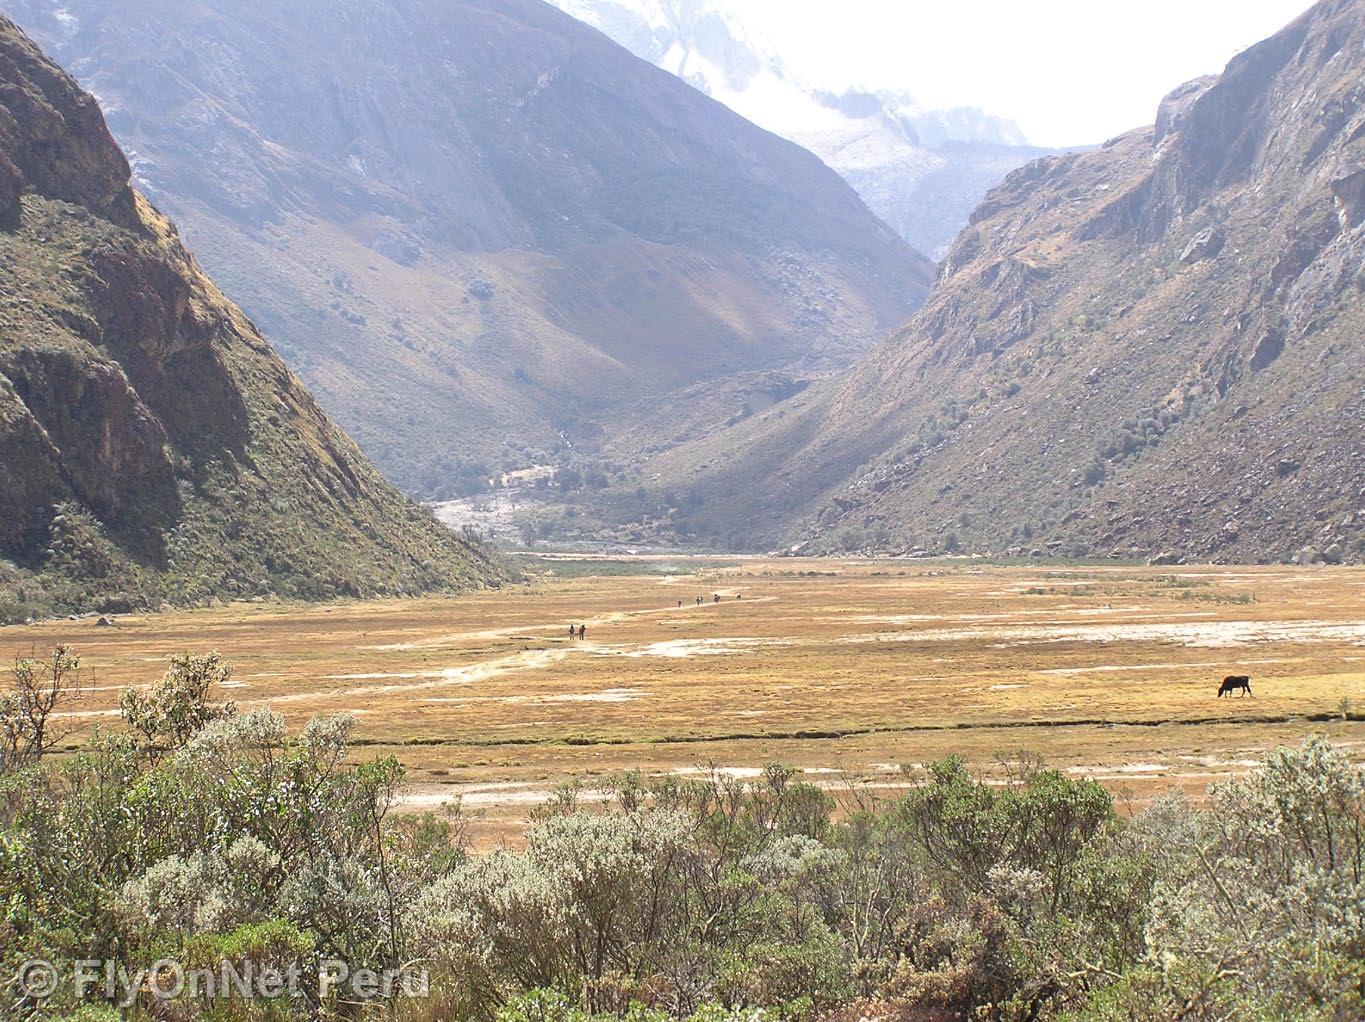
(568, 624, 577, 641)
(578, 624, 587, 641)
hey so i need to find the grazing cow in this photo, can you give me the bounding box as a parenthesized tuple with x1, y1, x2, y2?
(1218, 675, 1252, 697)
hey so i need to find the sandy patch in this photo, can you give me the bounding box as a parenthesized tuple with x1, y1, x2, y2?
(398, 784, 615, 809)
(614, 638, 791, 658)
(1066, 762, 1166, 776)
(1177, 755, 1263, 768)
(670, 766, 765, 778)
(274, 649, 569, 702)
(1040, 658, 1289, 675)
(846, 620, 1365, 648)
(424, 688, 647, 706)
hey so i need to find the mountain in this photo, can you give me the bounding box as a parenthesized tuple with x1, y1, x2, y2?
(7, 0, 932, 499)
(642, 0, 1365, 564)
(0, 15, 503, 622)
(547, 0, 1063, 258)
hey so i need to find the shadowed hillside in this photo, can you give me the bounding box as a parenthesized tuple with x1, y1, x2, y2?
(0, 16, 502, 621)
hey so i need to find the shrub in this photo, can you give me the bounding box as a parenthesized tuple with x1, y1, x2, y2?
(120, 652, 235, 756)
(1, 653, 1356, 1022)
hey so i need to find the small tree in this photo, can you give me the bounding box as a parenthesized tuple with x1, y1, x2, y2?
(0, 644, 85, 772)
(120, 652, 235, 757)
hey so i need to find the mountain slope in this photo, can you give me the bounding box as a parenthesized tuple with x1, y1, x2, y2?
(0, 15, 501, 622)
(547, 0, 1064, 258)
(8, 0, 931, 497)
(648, 0, 1364, 563)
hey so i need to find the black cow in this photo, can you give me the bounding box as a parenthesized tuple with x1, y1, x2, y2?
(1217, 675, 1252, 697)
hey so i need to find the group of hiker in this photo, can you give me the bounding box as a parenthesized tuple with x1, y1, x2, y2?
(569, 592, 745, 641)
(676, 592, 742, 607)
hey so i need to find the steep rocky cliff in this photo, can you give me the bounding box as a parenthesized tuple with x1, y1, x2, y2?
(9, 0, 931, 496)
(0, 16, 501, 621)
(647, 0, 1364, 563)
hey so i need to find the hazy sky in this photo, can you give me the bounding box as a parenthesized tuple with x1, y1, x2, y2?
(742, 0, 1317, 146)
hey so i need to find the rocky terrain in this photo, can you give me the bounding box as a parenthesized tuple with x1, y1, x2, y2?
(642, 0, 1364, 563)
(0, 16, 502, 622)
(548, 0, 1065, 257)
(8, 0, 931, 497)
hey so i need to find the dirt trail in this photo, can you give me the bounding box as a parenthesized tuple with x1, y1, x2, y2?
(371, 595, 778, 650)
(275, 648, 571, 702)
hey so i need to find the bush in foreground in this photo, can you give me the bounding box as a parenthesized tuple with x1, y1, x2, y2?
(0, 651, 1359, 1021)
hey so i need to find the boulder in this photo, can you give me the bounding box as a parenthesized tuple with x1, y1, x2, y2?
(1330, 165, 1365, 229)
(1180, 227, 1225, 264)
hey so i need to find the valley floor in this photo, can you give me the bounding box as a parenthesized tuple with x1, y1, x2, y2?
(6, 559, 1362, 847)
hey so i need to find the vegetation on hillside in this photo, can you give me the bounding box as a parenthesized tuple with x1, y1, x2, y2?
(0, 15, 504, 624)
(1, 647, 1359, 1022)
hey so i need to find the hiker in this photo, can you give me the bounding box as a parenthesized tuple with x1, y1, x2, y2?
(578, 624, 587, 640)
(568, 624, 577, 641)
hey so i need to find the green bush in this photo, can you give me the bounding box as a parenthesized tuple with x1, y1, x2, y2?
(1, 652, 1359, 1022)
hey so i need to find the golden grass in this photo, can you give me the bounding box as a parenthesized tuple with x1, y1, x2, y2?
(5, 559, 1362, 846)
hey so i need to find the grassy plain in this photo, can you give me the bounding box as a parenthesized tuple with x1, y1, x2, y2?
(4, 559, 1362, 846)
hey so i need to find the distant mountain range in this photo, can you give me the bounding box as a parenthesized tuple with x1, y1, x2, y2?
(8, 0, 931, 498)
(548, 0, 1065, 257)
(0, 15, 501, 622)
(633, 0, 1364, 564)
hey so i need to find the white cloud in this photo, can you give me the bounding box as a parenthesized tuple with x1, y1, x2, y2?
(740, 0, 1317, 146)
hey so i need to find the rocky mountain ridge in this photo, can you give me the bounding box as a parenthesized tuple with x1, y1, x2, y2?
(547, 0, 1064, 257)
(0, 15, 501, 621)
(639, 0, 1364, 563)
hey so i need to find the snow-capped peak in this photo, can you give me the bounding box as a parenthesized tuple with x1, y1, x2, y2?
(546, 0, 1049, 258)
